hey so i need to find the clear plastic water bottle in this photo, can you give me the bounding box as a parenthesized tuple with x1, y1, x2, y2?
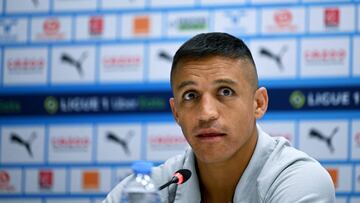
(121, 161, 160, 203)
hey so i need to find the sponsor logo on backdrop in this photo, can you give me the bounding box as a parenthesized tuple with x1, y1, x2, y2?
(170, 16, 207, 31)
(0, 171, 15, 192)
(309, 127, 338, 153)
(6, 57, 45, 74)
(327, 168, 339, 188)
(133, 16, 150, 35)
(31, 0, 39, 7)
(0, 19, 24, 42)
(216, 10, 256, 35)
(82, 170, 99, 190)
(158, 50, 173, 62)
(289, 91, 306, 109)
(149, 134, 187, 150)
(34, 18, 68, 41)
(268, 10, 297, 32)
(0, 19, 16, 34)
(89, 16, 104, 36)
(10, 132, 37, 157)
(51, 135, 90, 152)
(39, 170, 53, 190)
(324, 8, 340, 27)
(355, 131, 360, 147)
(106, 130, 134, 155)
(259, 45, 287, 71)
(61, 51, 88, 76)
(0, 99, 21, 114)
(102, 55, 142, 71)
(304, 48, 346, 66)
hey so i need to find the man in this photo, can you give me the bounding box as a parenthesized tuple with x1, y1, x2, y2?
(103, 32, 335, 202)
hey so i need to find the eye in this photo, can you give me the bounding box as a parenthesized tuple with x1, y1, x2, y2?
(218, 87, 234, 97)
(183, 91, 198, 101)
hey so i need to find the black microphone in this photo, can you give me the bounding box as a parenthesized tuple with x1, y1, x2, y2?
(159, 169, 191, 190)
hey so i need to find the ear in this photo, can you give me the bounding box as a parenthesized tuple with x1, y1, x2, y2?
(253, 87, 268, 119)
(169, 98, 179, 124)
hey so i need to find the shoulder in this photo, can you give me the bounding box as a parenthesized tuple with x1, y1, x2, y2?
(258, 137, 335, 202)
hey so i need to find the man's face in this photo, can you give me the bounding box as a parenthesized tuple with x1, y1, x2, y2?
(170, 56, 262, 164)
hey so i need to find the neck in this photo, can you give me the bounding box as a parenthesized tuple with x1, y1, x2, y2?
(197, 131, 258, 203)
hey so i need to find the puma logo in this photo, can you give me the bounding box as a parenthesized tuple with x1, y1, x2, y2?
(10, 132, 37, 157)
(259, 46, 287, 71)
(61, 52, 88, 76)
(106, 130, 135, 155)
(309, 127, 338, 153)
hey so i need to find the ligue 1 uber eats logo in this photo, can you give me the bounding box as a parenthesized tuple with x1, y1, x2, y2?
(44, 96, 59, 114)
(289, 91, 306, 109)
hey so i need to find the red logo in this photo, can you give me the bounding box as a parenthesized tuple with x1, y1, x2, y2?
(7, 58, 45, 73)
(43, 19, 60, 35)
(0, 170, 15, 192)
(304, 49, 346, 64)
(52, 136, 90, 151)
(89, 16, 104, 36)
(39, 170, 53, 190)
(274, 10, 292, 27)
(324, 8, 340, 27)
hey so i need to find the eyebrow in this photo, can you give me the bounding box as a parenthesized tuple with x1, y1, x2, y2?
(176, 80, 197, 91)
(176, 78, 237, 91)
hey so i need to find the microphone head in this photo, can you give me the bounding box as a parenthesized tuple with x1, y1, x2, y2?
(174, 169, 192, 185)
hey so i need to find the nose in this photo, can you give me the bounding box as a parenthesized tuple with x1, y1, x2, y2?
(197, 94, 219, 124)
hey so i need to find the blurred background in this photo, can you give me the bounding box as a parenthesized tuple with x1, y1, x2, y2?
(0, 0, 359, 202)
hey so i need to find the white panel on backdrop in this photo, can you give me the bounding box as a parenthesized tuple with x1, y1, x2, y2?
(1, 126, 45, 163)
(121, 13, 162, 39)
(335, 198, 347, 203)
(257, 121, 295, 146)
(350, 197, 360, 203)
(148, 42, 182, 82)
(97, 124, 142, 162)
(351, 120, 360, 159)
(46, 199, 91, 203)
(250, 39, 297, 79)
(31, 16, 72, 42)
(201, 0, 245, 5)
(75, 15, 117, 41)
(261, 7, 305, 35)
(99, 44, 144, 83)
(252, 0, 297, 3)
(353, 37, 360, 76)
(114, 167, 132, 187)
(146, 123, 189, 161)
(5, 0, 49, 13)
(70, 168, 111, 194)
(48, 125, 93, 163)
(51, 45, 96, 84)
(300, 37, 350, 78)
(324, 165, 352, 192)
(214, 9, 256, 36)
(150, 0, 195, 7)
(299, 120, 348, 160)
(0, 169, 22, 194)
(0, 18, 28, 43)
(53, 0, 97, 11)
(167, 11, 210, 38)
(100, 0, 145, 10)
(309, 5, 355, 33)
(0, 200, 41, 203)
(3, 47, 48, 85)
(303, 0, 352, 2)
(25, 168, 66, 194)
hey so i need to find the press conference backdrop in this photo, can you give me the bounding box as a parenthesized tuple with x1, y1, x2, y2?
(0, 0, 359, 202)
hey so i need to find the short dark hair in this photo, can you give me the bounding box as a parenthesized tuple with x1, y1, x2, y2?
(170, 32, 258, 90)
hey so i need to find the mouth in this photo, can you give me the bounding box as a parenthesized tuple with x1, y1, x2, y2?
(196, 129, 226, 141)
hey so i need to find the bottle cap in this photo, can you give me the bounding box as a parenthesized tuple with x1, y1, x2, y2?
(132, 161, 153, 175)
